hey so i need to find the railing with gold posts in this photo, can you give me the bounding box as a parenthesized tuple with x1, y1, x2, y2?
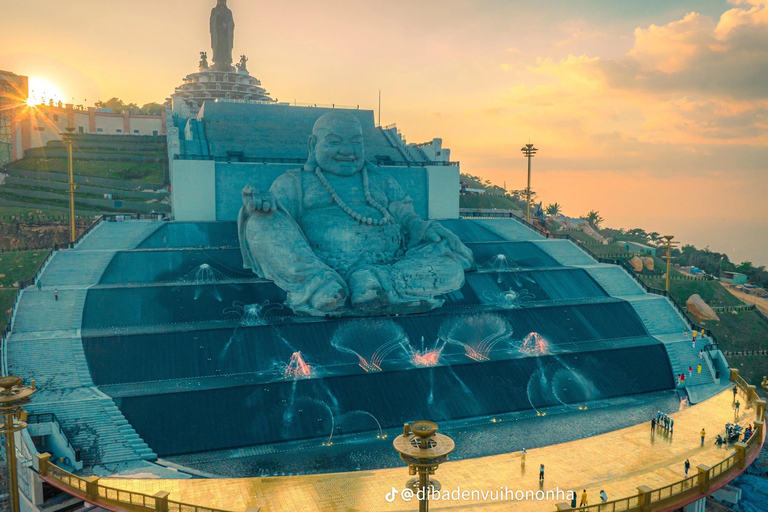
(37, 453, 251, 512)
(555, 372, 766, 512)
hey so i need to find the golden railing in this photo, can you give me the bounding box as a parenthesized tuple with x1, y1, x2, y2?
(38, 453, 248, 512)
(556, 370, 766, 512)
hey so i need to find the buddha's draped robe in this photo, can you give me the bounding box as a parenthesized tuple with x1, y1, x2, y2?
(238, 168, 473, 316)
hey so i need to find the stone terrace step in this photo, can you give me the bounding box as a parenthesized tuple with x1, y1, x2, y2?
(664, 341, 716, 387)
(76, 220, 161, 251)
(532, 239, 597, 266)
(585, 266, 646, 297)
(12, 288, 87, 332)
(474, 218, 546, 241)
(626, 296, 688, 336)
(8, 333, 93, 390)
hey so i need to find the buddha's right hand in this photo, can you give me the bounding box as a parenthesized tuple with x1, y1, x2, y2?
(242, 185, 278, 213)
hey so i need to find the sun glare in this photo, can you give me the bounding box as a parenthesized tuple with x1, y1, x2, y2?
(27, 77, 66, 106)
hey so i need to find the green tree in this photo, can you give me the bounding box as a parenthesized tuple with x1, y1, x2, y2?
(141, 103, 166, 116)
(584, 210, 604, 229)
(545, 203, 562, 215)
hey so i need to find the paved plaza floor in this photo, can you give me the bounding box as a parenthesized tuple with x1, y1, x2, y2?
(102, 389, 759, 511)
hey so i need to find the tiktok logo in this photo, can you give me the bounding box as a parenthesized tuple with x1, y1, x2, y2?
(385, 487, 399, 503)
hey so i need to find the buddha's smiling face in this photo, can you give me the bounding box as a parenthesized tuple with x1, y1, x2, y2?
(310, 114, 365, 176)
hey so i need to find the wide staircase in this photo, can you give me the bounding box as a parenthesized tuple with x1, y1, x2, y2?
(6, 220, 162, 468)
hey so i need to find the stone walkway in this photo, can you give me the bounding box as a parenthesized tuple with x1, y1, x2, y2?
(102, 389, 759, 512)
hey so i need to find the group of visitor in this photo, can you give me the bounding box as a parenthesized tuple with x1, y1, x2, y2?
(651, 411, 674, 433)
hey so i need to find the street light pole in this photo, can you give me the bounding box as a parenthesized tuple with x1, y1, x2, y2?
(62, 127, 76, 243)
(662, 235, 679, 293)
(521, 143, 538, 224)
(0, 376, 36, 512)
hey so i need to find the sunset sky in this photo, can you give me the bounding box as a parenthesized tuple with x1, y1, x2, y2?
(2, 0, 766, 265)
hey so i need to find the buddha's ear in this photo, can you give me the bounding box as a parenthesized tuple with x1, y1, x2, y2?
(308, 134, 317, 154)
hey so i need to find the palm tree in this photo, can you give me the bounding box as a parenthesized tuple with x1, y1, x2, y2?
(545, 203, 562, 215)
(585, 210, 604, 229)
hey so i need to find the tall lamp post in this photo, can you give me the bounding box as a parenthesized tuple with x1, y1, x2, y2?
(521, 143, 538, 224)
(393, 421, 454, 512)
(0, 376, 36, 512)
(61, 127, 77, 243)
(662, 235, 679, 293)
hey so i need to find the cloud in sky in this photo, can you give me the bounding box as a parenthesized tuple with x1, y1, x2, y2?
(485, 0, 768, 160)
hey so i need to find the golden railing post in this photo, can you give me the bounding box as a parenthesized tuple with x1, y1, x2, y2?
(734, 443, 748, 469)
(244, 508, 262, 512)
(696, 465, 711, 494)
(756, 400, 766, 420)
(154, 491, 170, 512)
(637, 486, 653, 512)
(37, 453, 51, 477)
(754, 421, 764, 444)
(746, 385, 757, 407)
(84, 476, 100, 501)
(730, 369, 740, 382)
(555, 502, 573, 511)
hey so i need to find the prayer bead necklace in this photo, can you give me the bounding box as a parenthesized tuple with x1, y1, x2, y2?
(314, 167, 392, 226)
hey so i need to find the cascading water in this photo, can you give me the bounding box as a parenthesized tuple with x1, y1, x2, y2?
(284, 351, 313, 379)
(338, 410, 386, 439)
(408, 336, 443, 367)
(518, 332, 549, 355)
(223, 300, 284, 326)
(482, 287, 536, 309)
(330, 319, 409, 372)
(439, 313, 513, 361)
(180, 263, 227, 300)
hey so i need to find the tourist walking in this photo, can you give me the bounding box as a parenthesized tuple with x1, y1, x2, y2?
(670, 418, 674, 434)
(684, 328, 688, 338)
(36, 280, 41, 291)
(697, 364, 702, 375)
(53, 288, 59, 301)
(521, 448, 526, 466)
(692, 330, 697, 348)
(698, 350, 704, 360)
(688, 366, 693, 379)
(580, 489, 588, 507)
(651, 418, 656, 432)
(539, 464, 545, 483)
(700, 428, 706, 446)
(684, 459, 690, 476)
(570, 491, 577, 508)
(600, 490, 607, 503)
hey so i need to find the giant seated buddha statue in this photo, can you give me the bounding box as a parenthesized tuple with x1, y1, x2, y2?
(238, 111, 474, 316)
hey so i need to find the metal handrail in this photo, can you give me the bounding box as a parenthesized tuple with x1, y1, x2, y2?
(39, 454, 237, 512)
(27, 413, 79, 461)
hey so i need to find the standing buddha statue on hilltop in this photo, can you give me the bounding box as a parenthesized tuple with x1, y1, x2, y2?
(210, 0, 235, 71)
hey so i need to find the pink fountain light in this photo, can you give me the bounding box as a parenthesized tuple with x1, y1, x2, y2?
(284, 351, 313, 379)
(520, 332, 549, 355)
(411, 349, 442, 367)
